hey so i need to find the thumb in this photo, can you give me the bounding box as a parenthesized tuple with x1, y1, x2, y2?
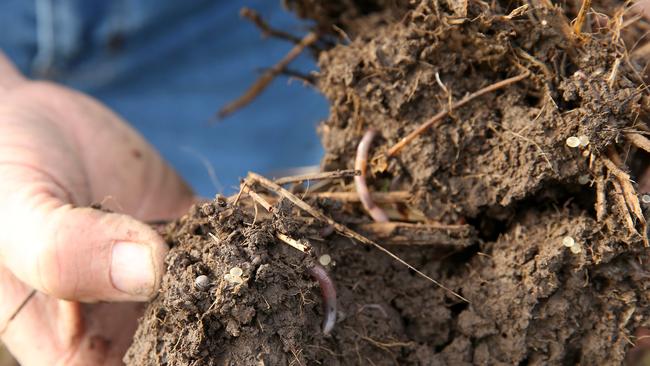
(0, 52, 26, 89)
(0, 169, 168, 302)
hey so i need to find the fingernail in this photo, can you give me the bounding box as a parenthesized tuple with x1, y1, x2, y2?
(110, 242, 156, 298)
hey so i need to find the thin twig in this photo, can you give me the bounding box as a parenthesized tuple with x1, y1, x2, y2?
(232, 181, 247, 206)
(356, 222, 475, 247)
(573, 0, 592, 36)
(246, 172, 468, 303)
(603, 152, 649, 246)
(218, 32, 319, 119)
(0, 289, 36, 334)
(240, 7, 303, 44)
(626, 132, 650, 154)
(612, 178, 639, 235)
(243, 186, 274, 212)
(276, 233, 310, 253)
(274, 169, 359, 185)
(386, 72, 530, 157)
(355, 130, 389, 222)
(307, 191, 411, 203)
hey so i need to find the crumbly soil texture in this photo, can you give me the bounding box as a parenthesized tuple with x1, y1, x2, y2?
(127, 1, 650, 365)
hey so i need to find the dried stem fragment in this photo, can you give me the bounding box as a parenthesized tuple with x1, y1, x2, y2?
(276, 233, 310, 253)
(356, 222, 475, 247)
(355, 130, 389, 222)
(573, 0, 592, 36)
(612, 179, 639, 236)
(307, 191, 410, 203)
(243, 185, 274, 212)
(603, 152, 649, 246)
(274, 169, 359, 185)
(626, 133, 650, 154)
(242, 185, 309, 253)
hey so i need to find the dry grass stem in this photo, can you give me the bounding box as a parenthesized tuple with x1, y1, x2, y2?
(626, 132, 650, 153)
(218, 32, 318, 118)
(276, 233, 310, 253)
(307, 191, 411, 203)
(612, 179, 639, 236)
(602, 153, 649, 246)
(356, 222, 475, 247)
(387, 72, 530, 157)
(243, 186, 274, 212)
(274, 169, 359, 185)
(241, 185, 308, 253)
(246, 172, 469, 302)
(607, 58, 621, 87)
(573, 0, 592, 36)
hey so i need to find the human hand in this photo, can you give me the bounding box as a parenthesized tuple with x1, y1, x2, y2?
(0, 53, 194, 365)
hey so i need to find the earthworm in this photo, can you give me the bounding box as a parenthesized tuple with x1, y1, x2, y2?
(307, 264, 337, 334)
(354, 129, 389, 222)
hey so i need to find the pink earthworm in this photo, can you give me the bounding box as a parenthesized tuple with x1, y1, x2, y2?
(307, 264, 337, 334)
(354, 129, 389, 222)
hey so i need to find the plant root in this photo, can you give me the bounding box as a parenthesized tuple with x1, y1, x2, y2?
(274, 169, 359, 185)
(602, 152, 649, 246)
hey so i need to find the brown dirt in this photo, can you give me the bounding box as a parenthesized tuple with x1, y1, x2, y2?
(126, 1, 650, 365)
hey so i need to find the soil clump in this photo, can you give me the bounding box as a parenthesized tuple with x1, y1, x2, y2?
(126, 1, 650, 364)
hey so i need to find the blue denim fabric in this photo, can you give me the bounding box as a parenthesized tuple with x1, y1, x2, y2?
(0, 1, 327, 196)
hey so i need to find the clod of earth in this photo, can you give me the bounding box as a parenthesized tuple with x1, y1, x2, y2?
(125, 1, 650, 364)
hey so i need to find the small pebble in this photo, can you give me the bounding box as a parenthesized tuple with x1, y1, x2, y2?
(541, 19, 548, 26)
(194, 275, 210, 290)
(642, 194, 650, 204)
(319, 254, 332, 266)
(562, 236, 575, 247)
(578, 135, 589, 147)
(578, 175, 590, 185)
(566, 136, 581, 148)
